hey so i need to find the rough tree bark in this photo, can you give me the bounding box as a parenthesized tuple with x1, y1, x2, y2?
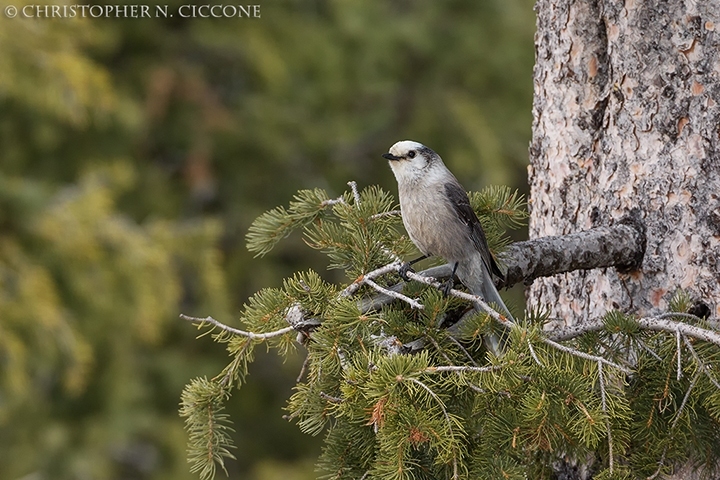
(530, 0, 720, 322)
(530, 0, 720, 477)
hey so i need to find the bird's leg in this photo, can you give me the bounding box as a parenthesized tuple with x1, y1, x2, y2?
(440, 262, 459, 296)
(399, 255, 428, 282)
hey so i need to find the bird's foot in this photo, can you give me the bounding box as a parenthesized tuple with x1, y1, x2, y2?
(399, 262, 415, 282)
(440, 278, 454, 297)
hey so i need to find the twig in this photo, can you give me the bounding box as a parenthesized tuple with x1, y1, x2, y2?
(426, 364, 505, 373)
(637, 338, 663, 362)
(180, 314, 295, 340)
(597, 361, 614, 474)
(320, 196, 346, 207)
(467, 383, 486, 393)
(548, 315, 720, 348)
(545, 320, 606, 341)
(348, 181, 361, 205)
(426, 335, 454, 364)
(648, 370, 702, 479)
(297, 352, 311, 383)
(340, 261, 402, 298)
(676, 328, 683, 381)
(657, 312, 705, 322)
(424, 364, 504, 394)
(447, 336, 479, 367)
(363, 278, 424, 310)
(636, 316, 720, 346)
(320, 391, 344, 404)
(682, 336, 720, 390)
(528, 340, 543, 366)
(379, 244, 404, 264)
(404, 270, 507, 324)
(370, 210, 402, 220)
(647, 448, 668, 480)
(544, 338, 632, 374)
(673, 370, 700, 429)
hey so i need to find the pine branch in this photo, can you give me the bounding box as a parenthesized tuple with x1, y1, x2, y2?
(246, 188, 342, 257)
(182, 183, 720, 480)
(180, 378, 236, 480)
(404, 268, 633, 373)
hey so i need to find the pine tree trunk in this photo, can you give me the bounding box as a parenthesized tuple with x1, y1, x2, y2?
(529, 0, 720, 323)
(529, 1, 720, 477)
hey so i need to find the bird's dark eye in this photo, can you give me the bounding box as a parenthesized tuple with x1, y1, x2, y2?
(407, 151, 416, 159)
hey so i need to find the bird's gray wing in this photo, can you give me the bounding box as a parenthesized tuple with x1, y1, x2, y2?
(444, 181, 504, 280)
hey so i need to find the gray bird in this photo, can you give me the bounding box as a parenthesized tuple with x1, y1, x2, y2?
(383, 140, 513, 351)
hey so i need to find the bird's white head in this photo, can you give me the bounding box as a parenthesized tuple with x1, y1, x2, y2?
(382, 140, 443, 183)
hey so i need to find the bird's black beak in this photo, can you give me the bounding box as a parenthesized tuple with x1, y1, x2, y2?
(382, 152, 401, 161)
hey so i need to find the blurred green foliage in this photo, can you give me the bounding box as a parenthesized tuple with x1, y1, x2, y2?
(0, 0, 534, 478)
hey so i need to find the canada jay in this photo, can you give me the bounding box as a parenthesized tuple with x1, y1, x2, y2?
(383, 140, 513, 342)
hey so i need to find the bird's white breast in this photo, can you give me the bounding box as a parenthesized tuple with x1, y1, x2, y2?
(397, 169, 473, 263)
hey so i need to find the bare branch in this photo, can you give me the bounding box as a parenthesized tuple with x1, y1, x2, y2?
(180, 314, 295, 340)
(405, 269, 632, 373)
(348, 181, 361, 205)
(676, 328, 683, 381)
(341, 261, 402, 298)
(683, 336, 720, 390)
(647, 448, 668, 480)
(528, 340, 543, 366)
(545, 320, 606, 341)
(320, 196, 346, 207)
(393, 220, 645, 291)
(447, 336, 479, 367)
(636, 317, 720, 347)
(363, 277, 424, 310)
(297, 352, 311, 383)
(404, 270, 508, 325)
(637, 339, 663, 362)
(426, 365, 505, 373)
(543, 337, 632, 374)
(426, 335, 454, 364)
(320, 391, 344, 404)
(673, 370, 701, 430)
(499, 217, 646, 288)
(648, 370, 703, 479)
(547, 315, 720, 348)
(370, 210, 401, 220)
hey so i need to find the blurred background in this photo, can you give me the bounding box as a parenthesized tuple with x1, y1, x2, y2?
(0, 0, 535, 478)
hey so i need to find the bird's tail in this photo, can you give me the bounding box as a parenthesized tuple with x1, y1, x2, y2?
(456, 257, 513, 355)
